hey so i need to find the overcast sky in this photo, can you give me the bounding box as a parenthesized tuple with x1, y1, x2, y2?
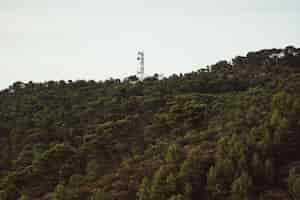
(0, 0, 299, 89)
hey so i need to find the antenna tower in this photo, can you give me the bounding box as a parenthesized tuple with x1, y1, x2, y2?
(137, 51, 144, 80)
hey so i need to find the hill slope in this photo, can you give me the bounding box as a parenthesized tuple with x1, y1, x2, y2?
(0, 46, 300, 200)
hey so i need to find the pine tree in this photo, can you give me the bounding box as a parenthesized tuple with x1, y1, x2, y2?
(168, 194, 184, 200)
(178, 159, 191, 183)
(52, 184, 66, 200)
(231, 172, 253, 200)
(166, 173, 177, 194)
(292, 177, 300, 199)
(206, 166, 218, 197)
(137, 177, 150, 200)
(91, 189, 112, 200)
(288, 167, 300, 199)
(18, 195, 29, 200)
(183, 183, 192, 200)
(165, 144, 183, 165)
(150, 167, 166, 200)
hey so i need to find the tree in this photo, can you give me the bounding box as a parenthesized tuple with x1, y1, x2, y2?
(168, 194, 184, 200)
(91, 189, 112, 200)
(207, 157, 235, 198)
(206, 166, 218, 198)
(291, 177, 300, 199)
(288, 167, 300, 199)
(68, 174, 84, 188)
(137, 177, 150, 200)
(231, 172, 253, 200)
(165, 144, 183, 165)
(18, 195, 29, 200)
(183, 183, 192, 200)
(166, 173, 177, 194)
(52, 184, 66, 200)
(86, 160, 101, 181)
(150, 167, 166, 200)
(0, 190, 7, 200)
(0, 184, 19, 200)
(178, 159, 191, 182)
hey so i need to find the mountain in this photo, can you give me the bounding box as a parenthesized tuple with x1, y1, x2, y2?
(0, 46, 300, 200)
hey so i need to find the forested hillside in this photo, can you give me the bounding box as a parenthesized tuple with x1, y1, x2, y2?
(0, 46, 300, 200)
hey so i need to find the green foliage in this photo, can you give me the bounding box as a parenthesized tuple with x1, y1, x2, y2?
(18, 195, 29, 200)
(206, 166, 218, 198)
(137, 177, 150, 200)
(230, 172, 253, 200)
(288, 167, 300, 199)
(0, 183, 19, 200)
(165, 144, 183, 164)
(52, 184, 67, 200)
(291, 178, 300, 199)
(207, 156, 235, 198)
(68, 174, 84, 188)
(150, 167, 166, 200)
(166, 173, 177, 194)
(168, 194, 184, 200)
(0, 47, 299, 200)
(91, 189, 112, 200)
(85, 160, 101, 182)
(183, 183, 192, 200)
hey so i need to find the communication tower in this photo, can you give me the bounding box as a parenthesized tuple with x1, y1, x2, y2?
(137, 51, 144, 80)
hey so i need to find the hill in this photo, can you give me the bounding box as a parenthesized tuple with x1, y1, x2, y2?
(0, 46, 300, 200)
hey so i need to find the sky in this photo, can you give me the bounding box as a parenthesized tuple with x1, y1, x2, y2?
(0, 0, 299, 89)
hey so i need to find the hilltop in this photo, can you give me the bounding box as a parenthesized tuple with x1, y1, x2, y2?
(0, 46, 300, 200)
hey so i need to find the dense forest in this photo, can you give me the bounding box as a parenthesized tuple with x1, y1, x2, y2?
(0, 46, 300, 200)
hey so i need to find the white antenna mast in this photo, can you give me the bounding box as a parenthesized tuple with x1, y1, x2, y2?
(137, 51, 144, 80)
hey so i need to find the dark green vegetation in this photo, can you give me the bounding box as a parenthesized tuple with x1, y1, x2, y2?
(0, 46, 300, 200)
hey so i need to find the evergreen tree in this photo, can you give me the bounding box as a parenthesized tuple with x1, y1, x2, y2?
(183, 183, 192, 200)
(206, 166, 218, 198)
(288, 167, 300, 199)
(18, 195, 29, 200)
(137, 177, 150, 200)
(52, 184, 67, 200)
(168, 194, 184, 200)
(231, 172, 253, 200)
(178, 159, 192, 183)
(166, 173, 177, 195)
(0, 191, 6, 200)
(165, 144, 183, 165)
(91, 189, 112, 200)
(291, 177, 300, 199)
(150, 167, 166, 200)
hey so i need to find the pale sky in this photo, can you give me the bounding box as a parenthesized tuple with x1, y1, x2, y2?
(0, 0, 299, 89)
